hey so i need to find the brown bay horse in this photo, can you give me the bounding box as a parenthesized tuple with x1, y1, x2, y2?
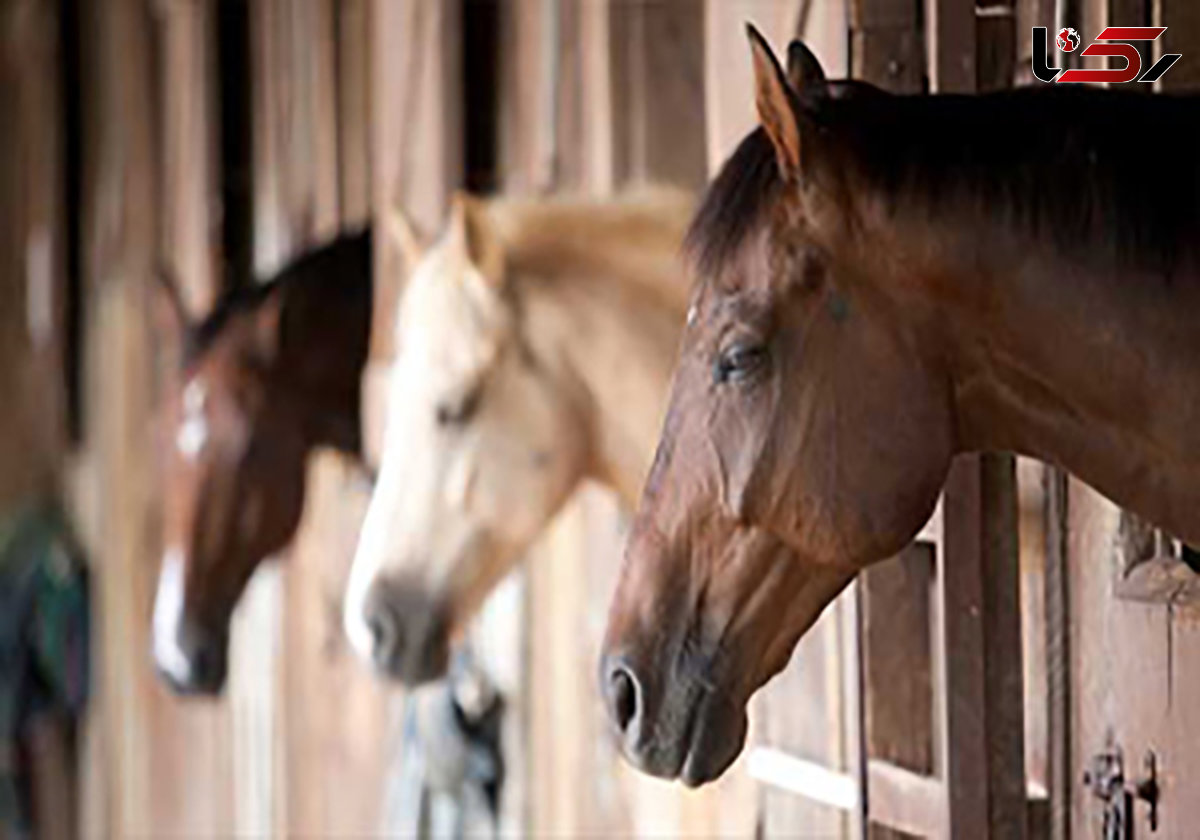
(153, 230, 371, 694)
(601, 27, 1200, 786)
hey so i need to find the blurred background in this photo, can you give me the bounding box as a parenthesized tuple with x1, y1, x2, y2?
(4, 0, 1200, 838)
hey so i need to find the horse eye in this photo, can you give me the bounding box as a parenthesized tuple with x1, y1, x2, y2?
(436, 387, 482, 427)
(714, 342, 768, 384)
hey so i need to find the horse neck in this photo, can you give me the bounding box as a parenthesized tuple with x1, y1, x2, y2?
(271, 268, 371, 455)
(881, 212, 1200, 541)
(515, 251, 688, 508)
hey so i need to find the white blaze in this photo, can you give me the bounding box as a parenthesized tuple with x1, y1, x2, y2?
(152, 547, 192, 684)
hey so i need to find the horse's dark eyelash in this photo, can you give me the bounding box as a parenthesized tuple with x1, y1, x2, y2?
(713, 343, 769, 385)
(437, 386, 483, 427)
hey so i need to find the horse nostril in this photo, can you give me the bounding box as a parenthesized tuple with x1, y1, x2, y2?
(365, 596, 403, 667)
(183, 638, 226, 693)
(608, 663, 641, 736)
(192, 647, 215, 683)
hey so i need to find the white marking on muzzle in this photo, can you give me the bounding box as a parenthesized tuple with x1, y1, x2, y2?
(152, 547, 192, 685)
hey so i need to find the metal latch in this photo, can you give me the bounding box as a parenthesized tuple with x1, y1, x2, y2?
(1083, 745, 1160, 838)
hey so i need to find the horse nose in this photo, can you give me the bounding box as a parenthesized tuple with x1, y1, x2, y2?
(602, 655, 645, 742)
(156, 624, 228, 695)
(363, 585, 404, 670)
(186, 641, 225, 692)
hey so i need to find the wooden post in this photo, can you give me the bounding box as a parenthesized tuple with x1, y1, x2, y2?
(1043, 468, 1070, 840)
(609, 0, 707, 189)
(939, 456, 1027, 837)
(0, 0, 69, 509)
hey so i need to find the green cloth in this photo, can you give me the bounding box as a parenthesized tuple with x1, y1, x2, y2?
(0, 503, 89, 839)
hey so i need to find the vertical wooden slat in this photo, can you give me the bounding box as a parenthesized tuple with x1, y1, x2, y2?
(1043, 468, 1070, 840)
(609, 0, 707, 189)
(1156, 0, 1200, 90)
(336, 0, 371, 227)
(939, 456, 1027, 838)
(861, 544, 936, 779)
(251, 0, 340, 272)
(0, 0, 69, 509)
(1014, 0, 1057, 84)
(160, 0, 220, 313)
(926, 0, 976, 91)
(977, 4, 1017, 92)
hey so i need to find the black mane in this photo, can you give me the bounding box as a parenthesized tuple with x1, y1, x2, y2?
(686, 86, 1200, 279)
(186, 227, 372, 364)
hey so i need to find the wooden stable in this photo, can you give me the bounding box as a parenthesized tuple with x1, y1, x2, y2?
(4, 0, 1200, 837)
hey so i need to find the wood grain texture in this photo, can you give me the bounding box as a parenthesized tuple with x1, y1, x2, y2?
(0, 0, 68, 509)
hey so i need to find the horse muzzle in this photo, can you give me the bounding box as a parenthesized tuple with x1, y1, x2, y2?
(153, 620, 229, 696)
(600, 649, 748, 787)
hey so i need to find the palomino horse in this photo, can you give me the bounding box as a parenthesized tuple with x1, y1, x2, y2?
(344, 191, 693, 684)
(153, 231, 371, 694)
(601, 27, 1200, 786)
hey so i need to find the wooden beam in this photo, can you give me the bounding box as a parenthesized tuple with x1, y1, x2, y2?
(610, 0, 708, 190)
(747, 747, 859, 811)
(336, 0, 371, 227)
(0, 0, 70, 508)
(939, 455, 1027, 839)
(1043, 467, 1071, 840)
(861, 543, 935, 778)
(868, 758, 946, 837)
(1156, 0, 1200, 90)
(925, 0, 976, 92)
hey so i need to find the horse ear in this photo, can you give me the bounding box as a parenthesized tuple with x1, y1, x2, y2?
(747, 24, 803, 179)
(786, 40, 827, 95)
(387, 205, 425, 275)
(448, 191, 505, 288)
(153, 265, 192, 346)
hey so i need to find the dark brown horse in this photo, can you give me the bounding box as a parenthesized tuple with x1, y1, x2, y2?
(153, 231, 371, 694)
(601, 27, 1200, 786)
